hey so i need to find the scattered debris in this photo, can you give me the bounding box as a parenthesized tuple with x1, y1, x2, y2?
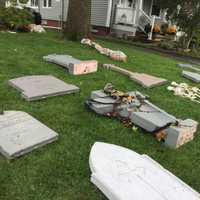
(103, 64, 167, 88)
(86, 84, 198, 148)
(89, 142, 200, 200)
(81, 38, 127, 62)
(28, 24, 46, 33)
(182, 71, 200, 83)
(177, 63, 200, 72)
(9, 75, 79, 101)
(0, 111, 58, 159)
(43, 54, 98, 75)
(168, 82, 200, 104)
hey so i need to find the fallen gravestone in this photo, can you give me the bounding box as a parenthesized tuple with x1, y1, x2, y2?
(86, 84, 198, 148)
(130, 73, 167, 88)
(177, 63, 200, 72)
(0, 111, 58, 159)
(182, 71, 200, 83)
(103, 64, 167, 88)
(9, 75, 79, 101)
(43, 54, 98, 75)
(89, 142, 200, 200)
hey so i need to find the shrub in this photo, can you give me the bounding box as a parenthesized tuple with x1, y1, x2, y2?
(0, 7, 34, 31)
(158, 41, 177, 50)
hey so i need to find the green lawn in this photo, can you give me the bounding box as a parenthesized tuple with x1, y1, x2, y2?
(0, 30, 200, 200)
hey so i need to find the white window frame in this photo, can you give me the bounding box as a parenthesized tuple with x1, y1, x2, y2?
(43, 0, 52, 8)
(30, 0, 38, 8)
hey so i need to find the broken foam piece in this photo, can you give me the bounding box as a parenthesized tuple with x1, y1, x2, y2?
(103, 64, 167, 88)
(43, 54, 98, 75)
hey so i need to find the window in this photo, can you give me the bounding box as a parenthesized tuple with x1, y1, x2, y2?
(43, 0, 52, 8)
(151, 5, 161, 17)
(31, 0, 38, 7)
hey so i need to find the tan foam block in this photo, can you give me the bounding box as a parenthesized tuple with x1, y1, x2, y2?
(70, 60, 98, 75)
(130, 73, 167, 88)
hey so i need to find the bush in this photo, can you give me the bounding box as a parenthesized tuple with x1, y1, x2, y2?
(0, 7, 34, 31)
(158, 41, 177, 50)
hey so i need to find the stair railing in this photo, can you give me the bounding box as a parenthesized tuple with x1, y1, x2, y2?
(138, 9, 156, 40)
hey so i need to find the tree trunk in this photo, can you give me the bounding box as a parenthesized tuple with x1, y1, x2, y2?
(0, 0, 6, 8)
(64, 0, 91, 41)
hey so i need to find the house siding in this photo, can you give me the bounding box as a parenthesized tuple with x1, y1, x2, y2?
(35, 0, 68, 22)
(91, 0, 112, 27)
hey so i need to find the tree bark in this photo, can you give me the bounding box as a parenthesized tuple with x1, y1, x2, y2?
(64, 0, 91, 41)
(0, 0, 6, 8)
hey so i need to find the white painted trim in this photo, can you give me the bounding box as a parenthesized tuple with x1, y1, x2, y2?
(106, 0, 113, 27)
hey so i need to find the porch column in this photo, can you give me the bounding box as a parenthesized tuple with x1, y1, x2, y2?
(149, 0, 154, 16)
(139, 0, 143, 10)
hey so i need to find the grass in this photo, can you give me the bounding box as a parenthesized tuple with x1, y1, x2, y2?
(0, 30, 200, 200)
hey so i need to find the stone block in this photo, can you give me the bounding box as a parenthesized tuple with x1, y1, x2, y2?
(131, 111, 176, 132)
(86, 101, 114, 115)
(43, 54, 98, 75)
(92, 97, 117, 104)
(0, 111, 58, 159)
(130, 73, 167, 88)
(91, 90, 108, 99)
(9, 75, 79, 101)
(182, 71, 200, 83)
(177, 63, 193, 68)
(164, 119, 198, 149)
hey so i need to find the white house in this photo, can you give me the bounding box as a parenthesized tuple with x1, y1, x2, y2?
(16, 0, 167, 38)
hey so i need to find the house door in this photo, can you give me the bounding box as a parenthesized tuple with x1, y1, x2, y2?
(115, 0, 137, 25)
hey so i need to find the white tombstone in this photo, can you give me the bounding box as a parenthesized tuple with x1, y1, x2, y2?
(89, 142, 200, 200)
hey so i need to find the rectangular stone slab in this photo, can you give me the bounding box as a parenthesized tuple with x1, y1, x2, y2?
(0, 111, 58, 159)
(130, 73, 167, 88)
(131, 112, 175, 132)
(43, 54, 98, 75)
(9, 75, 79, 101)
(86, 101, 114, 115)
(182, 71, 200, 83)
(91, 90, 108, 99)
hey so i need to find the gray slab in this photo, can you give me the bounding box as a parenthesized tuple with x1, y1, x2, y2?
(9, 75, 79, 101)
(43, 54, 81, 68)
(131, 112, 176, 132)
(86, 101, 114, 115)
(0, 111, 58, 159)
(177, 63, 193, 68)
(182, 71, 200, 83)
(92, 97, 118, 104)
(91, 90, 108, 99)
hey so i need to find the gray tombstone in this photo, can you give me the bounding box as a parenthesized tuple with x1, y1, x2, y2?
(182, 71, 200, 83)
(131, 112, 176, 132)
(0, 111, 58, 159)
(9, 75, 79, 101)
